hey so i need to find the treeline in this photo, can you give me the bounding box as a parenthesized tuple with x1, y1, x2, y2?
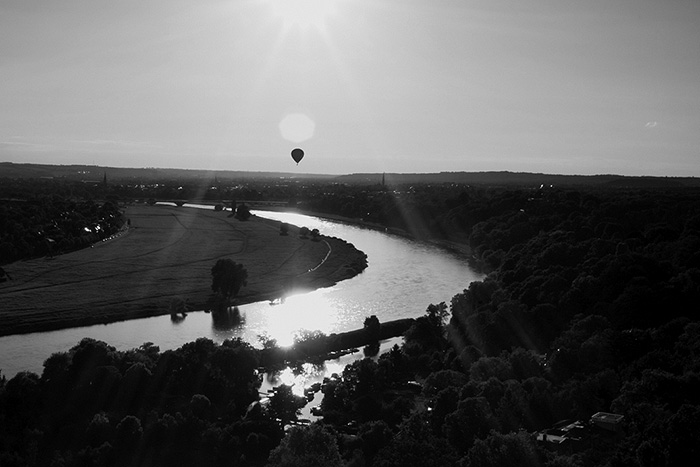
(0, 195, 124, 265)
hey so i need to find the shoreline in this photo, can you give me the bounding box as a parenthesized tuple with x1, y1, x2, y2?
(0, 205, 367, 337)
(261, 205, 477, 258)
(260, 318, 416, 368)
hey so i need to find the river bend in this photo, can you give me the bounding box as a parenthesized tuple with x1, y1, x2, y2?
(0, 210, 483, 377)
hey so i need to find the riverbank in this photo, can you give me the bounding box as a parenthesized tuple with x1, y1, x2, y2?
(262, 205, 477, 259)
(260, 318, 416, 368)
(0, 205, 367, 337)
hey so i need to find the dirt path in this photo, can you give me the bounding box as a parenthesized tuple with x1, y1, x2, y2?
(0, 205, 367, 336)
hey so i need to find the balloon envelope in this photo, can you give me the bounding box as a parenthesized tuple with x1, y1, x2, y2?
(291, 148, 304, 164)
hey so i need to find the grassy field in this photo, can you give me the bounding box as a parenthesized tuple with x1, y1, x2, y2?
(0, 205, 367, 336)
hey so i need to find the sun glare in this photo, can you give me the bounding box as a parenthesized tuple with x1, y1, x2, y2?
(279, 113, 315, 143)
(266, 0, 341, 30)
(264, 292, 336, 347)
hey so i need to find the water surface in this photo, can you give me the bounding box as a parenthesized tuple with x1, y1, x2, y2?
(0, 209, 483, 377)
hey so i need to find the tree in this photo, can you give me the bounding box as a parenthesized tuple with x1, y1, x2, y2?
(358, 420, 393, 464)
(235, 203, 251, 220)
(310, 228, 320, 241)
(464, 431, 540, 467)
(211, 259, 248, 308)
(2, 371, 42, 431)
(189, 394, 212, 420)
(426, 302, 449, 329)
(114, 415, 143, 460)
(268, 384, 306, 425)
(373, 413, 458, 467)
(444, 397, 497, 453)
(364, 315, 381, 343)
(86, 412, 113, 447)
(364, 315, 381, 357)
(267, 424, 343, 467)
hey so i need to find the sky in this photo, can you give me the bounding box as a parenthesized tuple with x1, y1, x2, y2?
(1, 0, 699, 176)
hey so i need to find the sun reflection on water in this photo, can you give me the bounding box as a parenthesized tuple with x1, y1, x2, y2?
(259, 291, 337, 347)
(273, 367, 308, 397)
(0, 209, 483, 379)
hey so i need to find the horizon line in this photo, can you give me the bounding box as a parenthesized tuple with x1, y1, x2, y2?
(2, 161, 699, 180)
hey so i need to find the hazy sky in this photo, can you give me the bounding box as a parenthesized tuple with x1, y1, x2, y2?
(1, 0, 699, 176)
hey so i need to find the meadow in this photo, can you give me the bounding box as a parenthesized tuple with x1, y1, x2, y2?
(0, 204, 367, 336)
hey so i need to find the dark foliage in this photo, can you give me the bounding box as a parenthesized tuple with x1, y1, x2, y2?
(3, 178, 700, 466)
(0, 338, 284, 467)
(0, 195, 123, 264)
(308, 186, 700, 466)
(235, 203, 252, 221)
(211, 258, 248, 303)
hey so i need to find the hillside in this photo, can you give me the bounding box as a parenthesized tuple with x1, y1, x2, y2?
(335, 171, 700, 187)
(3, 162, 699, 187)
(0, 162, 334, 182)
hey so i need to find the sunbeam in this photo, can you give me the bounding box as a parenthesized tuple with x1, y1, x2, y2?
(265, 0, 343, 32)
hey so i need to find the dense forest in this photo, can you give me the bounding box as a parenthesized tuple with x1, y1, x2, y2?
(1, 172, 700, 466)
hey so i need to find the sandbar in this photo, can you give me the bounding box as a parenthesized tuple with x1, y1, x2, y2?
(0, 205, 367, 337)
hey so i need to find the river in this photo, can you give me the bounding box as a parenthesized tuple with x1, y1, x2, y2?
(0, 209, 483, 380)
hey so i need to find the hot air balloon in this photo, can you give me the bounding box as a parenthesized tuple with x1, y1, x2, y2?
(291, 148, 304, 165)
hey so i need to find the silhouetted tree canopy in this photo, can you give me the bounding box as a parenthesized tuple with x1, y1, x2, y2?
(3, 181, 700, 466)
(211, 258, 248, 304)
(235, 203, 252, 221)
(267, 424, 343, 467)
